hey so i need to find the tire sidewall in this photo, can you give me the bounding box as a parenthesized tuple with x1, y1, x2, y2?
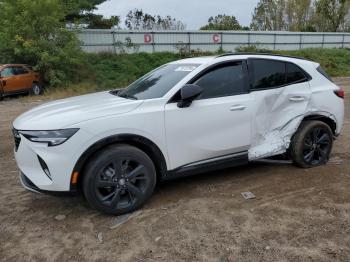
(83, 145, 156, 215)
(31, 83, 42, 95)
(291, 121, 333, 168)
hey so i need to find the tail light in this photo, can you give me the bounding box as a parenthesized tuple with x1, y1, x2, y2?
(334, 88, 344, 99)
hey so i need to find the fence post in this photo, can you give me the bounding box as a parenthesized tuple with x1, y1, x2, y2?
(220, 32, 223, 51)
(322, 33, 325, 48)
(151, 32, 155, 53)
(342, 34, 345, 48)
(248, 32, 251, 46)
(273, 33, 276, 50)
(188, 32, 191, 52)
(112, 30, 117, 54)
(299, 33, 302, 50)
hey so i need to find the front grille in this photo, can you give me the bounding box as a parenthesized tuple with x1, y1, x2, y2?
(12, 128, 21, 152)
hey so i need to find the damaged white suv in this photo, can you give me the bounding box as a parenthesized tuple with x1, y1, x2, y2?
(13, 53, 344, 214)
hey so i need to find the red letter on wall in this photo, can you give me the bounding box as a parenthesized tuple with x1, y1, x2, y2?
(144, 34, 153, 43)
(213, 34, 221, 43)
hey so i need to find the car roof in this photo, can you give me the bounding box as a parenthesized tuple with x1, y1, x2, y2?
(171, 53, 317, 67)
(1, 64, 30, 67)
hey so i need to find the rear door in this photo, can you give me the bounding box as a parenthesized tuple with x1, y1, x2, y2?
(14, 66, 33, 90)
(247, 58, 312, 159)
(164, 61, 253, 170)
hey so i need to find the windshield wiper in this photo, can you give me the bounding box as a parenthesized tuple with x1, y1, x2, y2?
(109, 90, 137, 100)
(117, 91, 138, 100)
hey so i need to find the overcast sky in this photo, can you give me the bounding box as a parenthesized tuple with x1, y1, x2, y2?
(95, 0, 259, 29)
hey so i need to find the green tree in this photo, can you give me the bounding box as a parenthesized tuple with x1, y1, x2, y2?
(200, 14, 247, 30)
(62, 0, 107, 22)
(285, 0, 314, 31)
(0, 0, 84, 86)
(125, 9, 186, 30)
(84, 14, 120, 29)
(251, 0, 287, 30)
(312, 0, 350, 31)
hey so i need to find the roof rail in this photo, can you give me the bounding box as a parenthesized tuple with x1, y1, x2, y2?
(216, 52, 311, 61)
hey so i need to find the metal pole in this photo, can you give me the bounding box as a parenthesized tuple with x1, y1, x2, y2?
(299, 34, 302, 50)
(273, 33, 276, 50)
(220, 32, 223, 51)
(322, 34, 325, 48)
(188, 32, 191, 52)
(152, 32, 155, 53)
(342, 34, 345, 48)
(112, 30, 117, 54)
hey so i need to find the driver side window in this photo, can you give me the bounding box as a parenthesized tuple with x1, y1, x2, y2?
(193, 61, 247, 100)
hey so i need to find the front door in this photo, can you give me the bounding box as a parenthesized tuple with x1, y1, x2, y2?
(164, 61, 253, 170)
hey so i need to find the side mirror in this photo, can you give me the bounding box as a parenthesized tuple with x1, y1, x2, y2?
(177, 84, 203, 108)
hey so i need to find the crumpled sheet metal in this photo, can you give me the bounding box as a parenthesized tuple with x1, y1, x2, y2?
(247, 85, 336, 160)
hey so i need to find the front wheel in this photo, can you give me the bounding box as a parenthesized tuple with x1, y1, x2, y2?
(83, 145, 156, 215)
(290, 120, 333, 168)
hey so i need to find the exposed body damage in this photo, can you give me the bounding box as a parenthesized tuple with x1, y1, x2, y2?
(248, 111, 337, 160)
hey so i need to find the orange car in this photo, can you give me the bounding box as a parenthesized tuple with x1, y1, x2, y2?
(0, 64, 42, 99)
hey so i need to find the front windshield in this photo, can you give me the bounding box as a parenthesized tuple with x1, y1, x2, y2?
(117, 63, 199, 100)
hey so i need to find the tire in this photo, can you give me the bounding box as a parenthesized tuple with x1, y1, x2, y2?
(83, 145, 156, 215)
(290, 120, 333, 168)
(30, 82, 43, 96)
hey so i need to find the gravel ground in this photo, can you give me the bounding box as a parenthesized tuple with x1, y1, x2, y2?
(0, 78, 349, 262)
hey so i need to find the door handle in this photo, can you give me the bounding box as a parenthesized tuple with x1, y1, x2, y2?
(289, 96, 305, 102)
(230, 105, 246, 111)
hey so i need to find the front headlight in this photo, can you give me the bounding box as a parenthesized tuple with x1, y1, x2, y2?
(19, 128, 79, 146)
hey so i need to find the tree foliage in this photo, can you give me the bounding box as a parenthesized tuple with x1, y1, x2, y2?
(0, 0, 85, 86)
(251, 0, 350, 31)
(125, 9, 186, 30)
(251, 0, 287, 30)
(200, 14, 249, 30)
(83, 14, 120, 29)
(313, 0, 350, 31)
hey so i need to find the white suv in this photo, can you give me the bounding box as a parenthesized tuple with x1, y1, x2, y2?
(13, 54, 344, 214)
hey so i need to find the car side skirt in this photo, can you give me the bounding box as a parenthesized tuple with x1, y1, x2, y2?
(165, 151, 248, 180)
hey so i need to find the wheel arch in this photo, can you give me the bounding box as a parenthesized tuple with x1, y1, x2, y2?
(302, 114, 337, 135)
(70, 134, 168, 191)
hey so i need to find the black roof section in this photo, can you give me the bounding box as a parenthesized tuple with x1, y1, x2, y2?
(216, 52, 312, 62)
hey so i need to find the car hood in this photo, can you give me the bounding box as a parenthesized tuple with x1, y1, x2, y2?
(13, 91, 143, 130)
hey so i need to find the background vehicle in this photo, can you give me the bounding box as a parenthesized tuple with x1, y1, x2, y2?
(0, 64, 42, 99)
(13, 54, 344, 215)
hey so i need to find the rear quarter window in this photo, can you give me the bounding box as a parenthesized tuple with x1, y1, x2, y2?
(317, 66, 332, 82)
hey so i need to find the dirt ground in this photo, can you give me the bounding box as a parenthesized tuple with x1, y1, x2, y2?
(0, 78, 349, 262)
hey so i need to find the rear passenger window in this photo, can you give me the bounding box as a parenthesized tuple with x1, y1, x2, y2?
(193, 61, 246, 99)
(286, 63, 307, 84)
(250, 59, 286, 89)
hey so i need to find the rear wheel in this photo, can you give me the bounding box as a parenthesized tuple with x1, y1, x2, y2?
(290, 120, 333, 168)
(83, 145, 156, 215)
(30, 83, 43, 96)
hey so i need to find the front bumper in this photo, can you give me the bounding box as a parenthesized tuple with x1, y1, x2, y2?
(20, 172, 41, 193)
(13, 129, 92, 192)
